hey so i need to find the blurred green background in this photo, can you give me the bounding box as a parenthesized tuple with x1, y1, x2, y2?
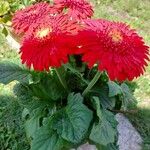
(0, 0, 150, 149)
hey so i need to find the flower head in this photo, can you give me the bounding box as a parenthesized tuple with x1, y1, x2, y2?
(20, 14, 80, 71)
(12, 2, 57, 35)
(53, 0, 93, 20)
(80, 19, 149, 81)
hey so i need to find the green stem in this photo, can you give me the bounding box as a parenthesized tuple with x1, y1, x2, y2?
(55, 68, 68, 92)
(82, 71, 102, 96)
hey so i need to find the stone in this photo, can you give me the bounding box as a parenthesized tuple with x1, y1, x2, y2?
(116, 113, 143, 150)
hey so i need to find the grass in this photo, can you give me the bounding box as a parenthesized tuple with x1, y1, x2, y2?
(0, 0, 150, 149)
(0, 30, 29, 149)
(0, 94, 29, 150)
(0, 74, 29, 149)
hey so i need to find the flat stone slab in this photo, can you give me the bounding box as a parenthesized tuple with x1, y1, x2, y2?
(116, 113, 143, 150)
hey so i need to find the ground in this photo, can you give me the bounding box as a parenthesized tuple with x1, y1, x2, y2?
(0, 0, 150, 150)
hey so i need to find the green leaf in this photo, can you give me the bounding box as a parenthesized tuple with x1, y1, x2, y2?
(0, 1, 10, 16)
(25, 116, 40, 139)
(64, 63, 88, 91)
(13, 83, 53, 115)
(0, 29, 5, 45)
(96, 143, 118, 150)
(0, 62, 32, 84)
(90, 120, 116, 146)
(64, 63, 88, 84)
(108, 81, 122, 97)
(51, 93, 93, 144)
(22, 0, 30, 6)
(102, 109, 118, 129)
(2, 27, 8, 37)
(9, 1, 24, 12)
(14, 83, 57, 139)
(121, 83, 136, 109)
(105, 143, 118, 150)
(30, 73, 66, 101)
(91, 85, 116, 109)
(92, 96, 102, 119)
(90, 97, 117, 146)
(25, 108, 45, 139)
(22, 108, 29, 120)
(31, 125, 64, 150)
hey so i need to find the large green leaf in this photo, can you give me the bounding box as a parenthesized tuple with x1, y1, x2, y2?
(91, 85, 116, 109)
(31, 125, 64, 150)
(30, 73, 66, 101)
(108, 81, 122, 97)
(90, 120, 116, 146)
(25, 108, 45, 139)
(0, 1, 10, 16)
(51, 93, 93, 144)
(90, 97, 117, 146)
(121, 83, 136, 109)
(0, 62, 32, 84)
(14, 83, 56, 139)
(13, 83, 54, 114)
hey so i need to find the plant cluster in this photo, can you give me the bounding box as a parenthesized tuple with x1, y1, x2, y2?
(0, 0, 149, 149)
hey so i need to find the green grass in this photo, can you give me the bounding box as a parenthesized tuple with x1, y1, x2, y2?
(0, 93, 29, 150)
(0, 80, 29, 149)
(0, 0, 150, 149)
(127, 108, 150, 150)
(0, 31, 29, 149)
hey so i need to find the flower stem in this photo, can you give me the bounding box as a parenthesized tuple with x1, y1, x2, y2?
(55, 68, 68, 92)
(82, 71, 102, 96)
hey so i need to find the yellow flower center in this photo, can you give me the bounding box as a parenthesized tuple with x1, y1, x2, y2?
(36, 28, 52, 38)
(109, 29, 123, 43)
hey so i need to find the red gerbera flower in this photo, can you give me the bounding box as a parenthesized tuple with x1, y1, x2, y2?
(20, 15, 80, 71)
(79, 19, 149, 81)
(12, 2, 58, 35)
(53, 0, 93, 20)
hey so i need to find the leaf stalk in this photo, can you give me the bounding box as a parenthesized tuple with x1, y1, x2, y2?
(55, 68, 68, 92)
(82, 71, 102, 96)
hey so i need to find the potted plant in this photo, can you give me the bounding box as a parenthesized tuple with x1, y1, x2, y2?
(0, 0, 149, 149)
